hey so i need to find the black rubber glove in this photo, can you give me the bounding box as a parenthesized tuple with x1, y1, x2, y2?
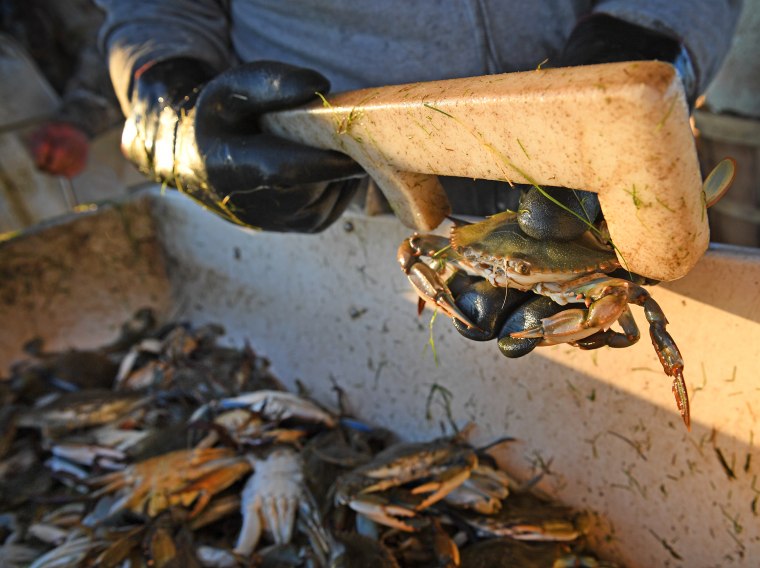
(451, 13, 695, 358)
(123, 58, 365, 232)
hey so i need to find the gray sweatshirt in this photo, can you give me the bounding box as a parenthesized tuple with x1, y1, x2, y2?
(97, 0, 742, 114)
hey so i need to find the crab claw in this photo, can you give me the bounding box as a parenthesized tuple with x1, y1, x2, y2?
(510, 293, 628, 345)
(234, 449, 304, 556)
(669, 368, 690, 431)
(398, 237, 478, 329)
(406, 263, 478, 329)
(348, 494, 423, 532)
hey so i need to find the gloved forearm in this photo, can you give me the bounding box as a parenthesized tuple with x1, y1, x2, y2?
(123, 57, 364, 232)
(122, 57, 216, 180)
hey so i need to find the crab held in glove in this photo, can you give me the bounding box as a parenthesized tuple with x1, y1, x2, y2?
(398, 205, 692, 430)
(400, 161, 736, 431)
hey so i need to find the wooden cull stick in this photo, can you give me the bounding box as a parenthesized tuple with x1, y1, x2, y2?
(261, 61, 705, 281)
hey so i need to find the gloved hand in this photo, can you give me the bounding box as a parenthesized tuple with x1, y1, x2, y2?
(560, 13, 697, 107)
(28, 121, 90, 178)
(450, 13, 695, 358)
(449, 188, 605, 358)
(123, 58, 365, 232)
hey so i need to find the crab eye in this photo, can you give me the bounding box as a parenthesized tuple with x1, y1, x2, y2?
(514, 261, 531, 275)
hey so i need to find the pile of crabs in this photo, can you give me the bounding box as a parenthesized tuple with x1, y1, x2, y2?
(0, 310, 616, 567)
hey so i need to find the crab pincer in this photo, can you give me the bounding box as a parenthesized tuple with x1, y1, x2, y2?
(397, 235, 478, 329)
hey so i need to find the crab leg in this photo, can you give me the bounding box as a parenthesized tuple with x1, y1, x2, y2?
(513, 278, 690, 429)
(397, 236, 478, 328)
(635, 289, 690, 431)
(599, 283, 690, 429)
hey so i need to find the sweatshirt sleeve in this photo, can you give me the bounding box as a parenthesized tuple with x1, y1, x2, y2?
(95, 0, 233, 113)
(593, 0, 743, 95)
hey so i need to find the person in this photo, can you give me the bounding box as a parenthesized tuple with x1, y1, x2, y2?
(95, 0, 741, 357)
(1, 0, 122, 178)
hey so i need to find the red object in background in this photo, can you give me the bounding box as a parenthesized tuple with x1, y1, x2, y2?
(28, 122, 90, 178)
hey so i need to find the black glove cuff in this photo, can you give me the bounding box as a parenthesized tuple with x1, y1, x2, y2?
(561, 14, 697, 107)
(126, 59, 364, 233)
(124, 58, 217, 181)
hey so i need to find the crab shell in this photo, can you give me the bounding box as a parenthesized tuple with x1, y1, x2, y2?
(449, 211, 620, 289)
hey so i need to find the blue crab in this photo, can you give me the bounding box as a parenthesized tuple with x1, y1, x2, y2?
(398, 161, 736, 431)
(333, 426, 513, 532)
(333, 434, 479, 531)
(398, 210, 691, 429)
